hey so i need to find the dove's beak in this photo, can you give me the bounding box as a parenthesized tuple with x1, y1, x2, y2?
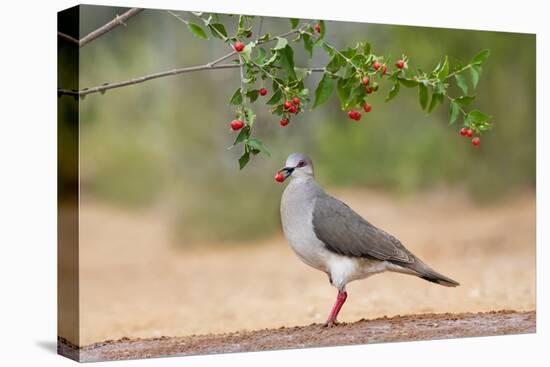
(275, 167, 294, 182)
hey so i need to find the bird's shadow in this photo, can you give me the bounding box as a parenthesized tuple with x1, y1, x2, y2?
(36, 340, 57, 354)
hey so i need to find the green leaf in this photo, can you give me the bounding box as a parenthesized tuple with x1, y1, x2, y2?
(455, 74, 468, 95)
(467, 109, 491, 123)
(246, 89, 259, 103)
(238, 151, 250, 170)
(313, 73, 335, 108)
(302, 33, 313, 58)
(386, 81, 400, 102)
(454, 95, 476, 106)
(326, 53, 344, 73)
(229, 88, 243, 105)
(470, 49, 491, 65)
(438, 56, 449, 79)
(208, 23, 227, 39)
(398, 77, 419, 88)
(277, 45, 297, 80)
(336, 78, 351, 109)
(418, 83, 428, 110)
(266, 88, 282, 105)
(253, 47, 267, 64)
(363, 42, 371, 55)
(272, 37, 288, 50)
(233, 126, 250, 145)
(428, 93, 444, 112)
(290, 18, 300, 29)
(449, 101, 460, 125)
(470, 64, 482, 89)
(241, 42, 254, 59)
(247, 138, 271, 156)
(186, 22, 208, 40)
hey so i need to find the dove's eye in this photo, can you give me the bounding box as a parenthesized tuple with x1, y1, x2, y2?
(297, 160, 306, 167)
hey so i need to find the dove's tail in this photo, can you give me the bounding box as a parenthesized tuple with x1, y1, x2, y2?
(407, 258, 460, 287)
(418, 269, 460, 287)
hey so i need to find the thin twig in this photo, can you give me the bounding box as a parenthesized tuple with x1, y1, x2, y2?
(57, 31, 79, 45)
(58, 63, 240, 97)
(58, 8, 144, 48)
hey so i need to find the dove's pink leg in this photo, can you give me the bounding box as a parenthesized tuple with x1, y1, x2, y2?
(325, 290, 347, 326)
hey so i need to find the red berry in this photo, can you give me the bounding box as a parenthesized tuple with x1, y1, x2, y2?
(283, 101, 292, 110)
(373, 61, 381, 71)
(259, 88, 268, 96)
(293, 97, 300, 105)
(348, 110, 361, 121)
(382, 65, 388, 75)
(275, 172, 285, 182)
(396, 60, 405, 69)
(233, 42, 245, 52)
(361, 76, 370, 86)
(314, 23, 321, 33)
(280, 117, 289, 127)
(363, 103, 372, 113)
(230, 120, 244, 131)
(366, 87, 373, 94)
(289, 105, 297, 113)
(466, 129, 473, 138)
(459, 127, 468, 136)
(472, 137, 481, 146)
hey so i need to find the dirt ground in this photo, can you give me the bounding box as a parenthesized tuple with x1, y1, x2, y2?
(59, 310, 535, 362)
(72, 188, 535, 348)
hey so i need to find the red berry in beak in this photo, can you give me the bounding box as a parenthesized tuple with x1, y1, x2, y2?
(275, 172, 285, 182)
(280, 117, 289, 127)
(472, 137, 481, 146)
(259, 88, 268, 96)
(314, 23, 321, 33)
(230, 120, 244, 131)
(396, 60, 405, 69)
(363, 103, 372, 113)
(233, 42, 245, 52)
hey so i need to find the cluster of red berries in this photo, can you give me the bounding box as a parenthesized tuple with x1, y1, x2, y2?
(279, 97, 301, 127)
(459, 127, 481, 146)
(347, 103, 372, 122)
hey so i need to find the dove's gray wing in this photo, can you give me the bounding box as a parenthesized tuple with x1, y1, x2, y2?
(312, 194, 415, 264)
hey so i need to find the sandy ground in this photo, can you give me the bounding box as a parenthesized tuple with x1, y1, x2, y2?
(59, 311, 535, 362)
(74, 188, 535, 347)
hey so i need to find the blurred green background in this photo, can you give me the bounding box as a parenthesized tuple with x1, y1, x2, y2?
(61, 6, 535, 243)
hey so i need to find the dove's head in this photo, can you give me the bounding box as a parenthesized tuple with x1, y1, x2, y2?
(275, 153, 314, 183)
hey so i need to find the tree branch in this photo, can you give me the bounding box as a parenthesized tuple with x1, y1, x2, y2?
(57, 31, 79, 45)
(58, 23, 315, 98)
(58, 63, 241, 97)
(58, 8, 144, 48)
